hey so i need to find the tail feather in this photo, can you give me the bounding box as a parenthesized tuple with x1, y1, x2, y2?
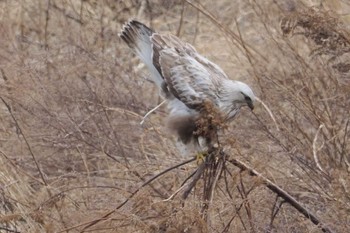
(119, 20, 164, 88)
(119, 20, 153, 49)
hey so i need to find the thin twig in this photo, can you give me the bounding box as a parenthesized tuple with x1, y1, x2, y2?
(140, 99, 166, 125)
(223, 166, 233, 199)
(0, 97, 48, 186)
(340, 119, 349, 169)
(0, 97, 69, 229)
(58, 157, 195, 232)
(0, 226, 21, 233)
(313, 124, 325, 172)
(182, 160, 206, 199)
(227, 156, 334, 233)
(176, 0, 186, 37)
(268, 195, 285, 231)
(162, 184, 186, 202)
(50, 1, 83, 24)
(254, 97, 279, 131)
(163, 168, 198, 201)
(237, 173, 256, 233)
(44, 0, 50, 49)
(221, 201, 245, 233)
(207, 158, 225, 227)
(184, 0, 267, 61)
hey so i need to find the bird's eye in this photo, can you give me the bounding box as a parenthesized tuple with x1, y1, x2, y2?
(244, 96, 251, 102)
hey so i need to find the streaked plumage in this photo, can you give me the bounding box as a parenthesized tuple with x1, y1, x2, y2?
(119, 20, 255, 147)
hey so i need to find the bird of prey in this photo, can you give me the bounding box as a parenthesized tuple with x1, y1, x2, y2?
(119, 20, 255, 148)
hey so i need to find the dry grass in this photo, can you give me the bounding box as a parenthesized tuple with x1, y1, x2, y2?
(0, 0, 349, 232)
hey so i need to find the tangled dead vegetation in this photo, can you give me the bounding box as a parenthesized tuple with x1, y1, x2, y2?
(281, 7, 350, 68)
(0, 1, 349, 233)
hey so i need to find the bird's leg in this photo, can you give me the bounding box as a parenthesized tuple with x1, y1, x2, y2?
(140, 99, 166, 125)
(195, 136, 209, 164)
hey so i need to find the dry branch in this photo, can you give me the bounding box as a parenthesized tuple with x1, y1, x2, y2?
(73, 144, 335, 233)
(182, 159, 206, 199)
(0, 226, 20, 233)
(184, 0, 265, 60)
(0, 97, 48, 186)
(0, 97, 69, 228)
(228, 154, 334, 233)
(58, 157, 196, 232)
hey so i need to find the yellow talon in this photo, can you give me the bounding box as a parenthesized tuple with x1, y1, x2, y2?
(196, 151, 208, 164)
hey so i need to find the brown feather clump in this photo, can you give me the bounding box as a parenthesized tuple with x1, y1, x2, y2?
(194, 100, 227, 149)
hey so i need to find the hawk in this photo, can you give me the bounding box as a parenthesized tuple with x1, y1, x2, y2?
(119, 20, 255, 148)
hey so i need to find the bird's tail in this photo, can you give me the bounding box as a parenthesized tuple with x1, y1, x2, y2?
(119, 20, 153, 57)
(119, 20, 164, 88)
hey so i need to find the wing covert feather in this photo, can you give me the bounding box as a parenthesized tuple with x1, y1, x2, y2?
(159, 48, 225, 109)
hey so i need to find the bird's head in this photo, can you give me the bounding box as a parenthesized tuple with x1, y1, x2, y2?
(235, 81, 255, 110)
(221, 80, 255, 120)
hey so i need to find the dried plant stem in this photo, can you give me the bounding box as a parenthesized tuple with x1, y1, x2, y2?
(0, 97, 48, 186)
(140, 99, 166, 125)
(176, 0, 185, 37)
(0, 97, 68, 228)
(184, 0, 267, 61)
(58, 157, 196, 233)
(44, 0, 50, 49)
(254, 97, 279, 131)
(228, 156, 334, 233)
(237, 174, 256, 233)
(163, 168, 198, 201)
(269, 195, 285, 230)
(162, 183, 186, 202)
(206, 160, 224, 228)
(0, 226, 20, 233)
(313, 124, 325, 172)
(182, 160, 206, 199)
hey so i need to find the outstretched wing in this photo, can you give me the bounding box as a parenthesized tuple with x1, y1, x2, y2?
(153, 34, 229, 110)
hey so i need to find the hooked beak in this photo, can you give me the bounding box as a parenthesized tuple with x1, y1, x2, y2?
(247, 101, 254, 111)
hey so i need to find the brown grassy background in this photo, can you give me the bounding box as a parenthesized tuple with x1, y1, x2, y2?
(0, 0, 349, 232)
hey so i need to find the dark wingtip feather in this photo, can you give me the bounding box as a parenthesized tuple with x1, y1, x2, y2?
(119, 19, 154, 48)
